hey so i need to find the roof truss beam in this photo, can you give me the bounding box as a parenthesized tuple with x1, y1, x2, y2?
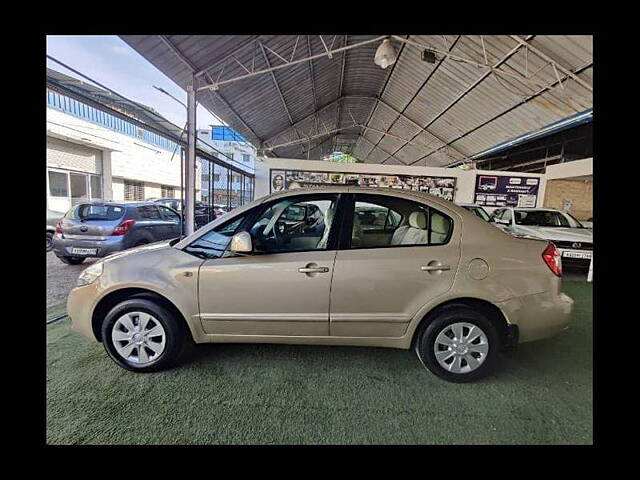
(365, 35, 460, 160)
(423, 61, 593, 167)
(378, 35, 535, 165)
(509, 35, 592, 92)
(196, 36, 386, 92)
(263, 96, 375, 147)
(156, 35, 263, 145)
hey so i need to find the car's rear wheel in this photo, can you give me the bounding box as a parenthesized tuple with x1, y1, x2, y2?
(57, 255, 85, 265)
(46, 232, 54, 252)
(101, 298, 186, 372)
(415, 306, 500, 383)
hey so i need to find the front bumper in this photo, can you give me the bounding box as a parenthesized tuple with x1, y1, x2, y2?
(52, 234, 126, 258)
(498, 291, 574, 344)
(67, 282, 102, 342)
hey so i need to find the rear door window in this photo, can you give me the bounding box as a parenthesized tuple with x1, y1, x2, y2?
(158, 206, 181, 222)
(138, 205, 162, 220)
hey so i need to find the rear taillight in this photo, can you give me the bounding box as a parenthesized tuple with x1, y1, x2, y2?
(112, 219, 135, 236)
(55, 222, 62, 234)
(542, 242, 562, 277)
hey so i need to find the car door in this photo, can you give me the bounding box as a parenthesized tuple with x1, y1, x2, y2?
(329, 193, 461, 338)
(157, 205, 182, 238)
(136, 205, 167, 241)
(195, 193, 341, 337)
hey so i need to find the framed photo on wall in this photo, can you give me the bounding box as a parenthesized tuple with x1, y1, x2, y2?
(269, 168, 457, 202)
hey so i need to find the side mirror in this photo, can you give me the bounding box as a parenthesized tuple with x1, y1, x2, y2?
(229, 231, 253, 254)
(493, 218, 510, 225)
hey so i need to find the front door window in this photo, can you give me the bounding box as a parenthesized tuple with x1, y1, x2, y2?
(248, 195, 339, 253)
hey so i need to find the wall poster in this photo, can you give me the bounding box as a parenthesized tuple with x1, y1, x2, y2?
(270, 169, 456, 201)
(473, 174, 539, 208)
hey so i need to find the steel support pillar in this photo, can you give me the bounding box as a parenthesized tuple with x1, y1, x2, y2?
(185, 79, 197, 235)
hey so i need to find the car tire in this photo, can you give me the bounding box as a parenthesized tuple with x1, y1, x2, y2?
(101, 298, 187, 373)
(57, 255, 85, 265)
(415, 305, 500, 383)
(46, 232, 54, 252)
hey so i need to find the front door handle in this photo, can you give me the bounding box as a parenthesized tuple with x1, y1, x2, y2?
(421, 264, 451, 272)
(298, 266, 330, 274)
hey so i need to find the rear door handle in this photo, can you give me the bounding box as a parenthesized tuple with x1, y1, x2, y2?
(421, 264, 451, 271)
(298, 267, 330, 274)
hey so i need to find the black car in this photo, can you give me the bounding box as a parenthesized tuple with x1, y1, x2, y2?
(153, 198, 213, 229)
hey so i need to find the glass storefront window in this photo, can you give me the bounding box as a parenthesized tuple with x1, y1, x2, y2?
(49, 171, 68, 197)
(90, 175, 102, 200)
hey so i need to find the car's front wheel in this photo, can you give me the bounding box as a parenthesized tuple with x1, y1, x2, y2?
(101, 298, 187, 372)
(415, 305, 500, 383)
(46, 232, 54, 252)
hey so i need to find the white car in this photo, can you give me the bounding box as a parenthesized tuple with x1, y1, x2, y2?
(490, 207, 592, 268)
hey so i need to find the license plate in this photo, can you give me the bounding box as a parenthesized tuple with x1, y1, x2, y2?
(562, 250, 592, 259)
(71, 247, 97, 255)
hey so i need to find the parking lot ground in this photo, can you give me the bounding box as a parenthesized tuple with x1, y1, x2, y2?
(46, 281, 592, 445)
(46, 252, 96, 309)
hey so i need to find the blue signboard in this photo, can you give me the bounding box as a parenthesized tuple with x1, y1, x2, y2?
(474, 175, 540, 208)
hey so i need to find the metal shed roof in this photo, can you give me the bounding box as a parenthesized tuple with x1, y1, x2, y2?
(120, 35, 592, 167)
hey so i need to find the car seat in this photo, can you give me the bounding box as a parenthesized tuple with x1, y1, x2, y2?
(391, 211, 428, 245)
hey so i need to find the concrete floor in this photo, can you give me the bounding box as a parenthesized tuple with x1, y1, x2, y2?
(46, 251, 96, 309)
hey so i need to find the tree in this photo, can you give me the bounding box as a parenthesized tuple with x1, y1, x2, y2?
(324, 151, 360, 163)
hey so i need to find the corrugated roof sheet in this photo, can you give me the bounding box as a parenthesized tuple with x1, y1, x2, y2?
(120, 35, 592, 167)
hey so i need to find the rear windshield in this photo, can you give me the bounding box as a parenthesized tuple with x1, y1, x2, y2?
(66, 204, 126, 221)
(514, 210, 582, 228)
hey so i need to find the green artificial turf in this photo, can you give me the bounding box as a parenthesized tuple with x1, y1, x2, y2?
(46, 281, 592, 445)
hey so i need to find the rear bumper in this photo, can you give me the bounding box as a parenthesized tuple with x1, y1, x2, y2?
(497, 291, 574, 344)
(52, 234, 126, 258)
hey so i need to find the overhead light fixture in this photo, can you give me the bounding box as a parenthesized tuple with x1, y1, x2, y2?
(374, 38, 397, 69)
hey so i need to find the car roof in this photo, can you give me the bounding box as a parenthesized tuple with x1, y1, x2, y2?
(263, 186, 467, 216)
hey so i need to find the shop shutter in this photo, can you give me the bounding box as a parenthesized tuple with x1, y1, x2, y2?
(47, 137, 102, 174)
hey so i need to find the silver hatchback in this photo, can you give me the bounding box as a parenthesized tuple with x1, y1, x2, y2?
(52, 202, 182, 265)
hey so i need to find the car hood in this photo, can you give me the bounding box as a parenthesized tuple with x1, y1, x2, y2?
(99, 239, 176, 264)
(515, 226, 593, 243)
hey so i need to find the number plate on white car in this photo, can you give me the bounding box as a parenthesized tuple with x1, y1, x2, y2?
(71, 248, 97, 255)
(562, 250, 592, 259)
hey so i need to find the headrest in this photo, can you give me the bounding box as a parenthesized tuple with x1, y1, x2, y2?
(409, 211, 427, 229)
(431, 213, 447, 233)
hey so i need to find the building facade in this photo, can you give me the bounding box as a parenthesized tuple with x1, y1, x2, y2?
(46, 88, 198, 213)
(197, 126, 255, 209)
(46, 80, 255, 216)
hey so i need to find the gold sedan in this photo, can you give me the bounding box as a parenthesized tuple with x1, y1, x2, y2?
(68, 187, 573, 382)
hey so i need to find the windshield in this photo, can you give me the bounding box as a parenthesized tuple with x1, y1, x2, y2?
(465, 206, 490, 222)
(66, 204, 126, 221)
(514, 210, 582, 228)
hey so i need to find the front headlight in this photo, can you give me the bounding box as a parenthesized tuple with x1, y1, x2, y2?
(77, 262, 103, 287)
